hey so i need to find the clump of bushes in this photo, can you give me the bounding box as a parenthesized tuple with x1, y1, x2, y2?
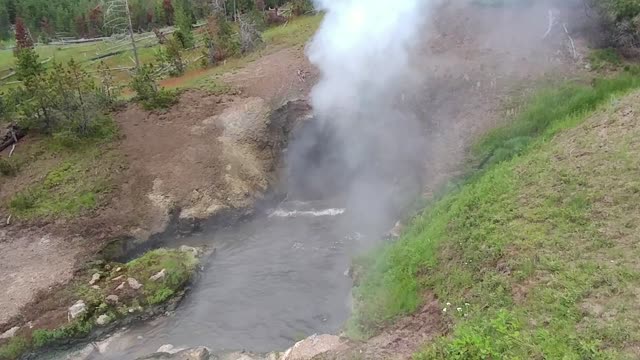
(6, 44, 120, 145)
(589, 0, 640, 50)
(129, 64, 178, 110)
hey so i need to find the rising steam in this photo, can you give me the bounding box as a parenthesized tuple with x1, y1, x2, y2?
(286, 0, 434, 237)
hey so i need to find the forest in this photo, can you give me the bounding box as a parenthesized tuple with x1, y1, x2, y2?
(0, 0, 289, 41)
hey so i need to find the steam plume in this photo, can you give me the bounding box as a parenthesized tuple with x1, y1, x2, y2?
(290, 0, 434, 236)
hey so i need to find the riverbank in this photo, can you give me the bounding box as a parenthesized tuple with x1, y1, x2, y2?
(0, 15, 319, 360)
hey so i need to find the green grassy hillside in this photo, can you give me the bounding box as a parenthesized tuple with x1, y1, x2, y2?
(349, 69, 640, 359)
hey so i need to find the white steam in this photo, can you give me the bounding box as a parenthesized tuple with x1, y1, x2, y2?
(308, 0, 428, 120)
(297, 0, 434, 236)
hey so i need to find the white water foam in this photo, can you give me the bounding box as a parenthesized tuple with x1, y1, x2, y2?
(269, 208, 346, 218)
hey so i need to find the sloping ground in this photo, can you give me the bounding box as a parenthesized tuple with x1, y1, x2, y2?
(0, 48, 313, 333)
(344, 89, 640, 359)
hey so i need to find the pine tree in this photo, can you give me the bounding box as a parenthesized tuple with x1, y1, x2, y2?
(0, 5, 10, 40)
(174, 5, 194, 48)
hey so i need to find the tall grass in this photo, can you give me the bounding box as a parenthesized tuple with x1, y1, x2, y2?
(348, 68, 640, 341)
(475, 68, 640, 167)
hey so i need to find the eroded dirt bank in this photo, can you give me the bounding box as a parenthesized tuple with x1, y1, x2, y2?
(0, 44, 315, 334)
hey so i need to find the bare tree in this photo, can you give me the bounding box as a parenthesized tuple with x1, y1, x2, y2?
(103, 0, 140, 69)
(238, 13, 262, 53)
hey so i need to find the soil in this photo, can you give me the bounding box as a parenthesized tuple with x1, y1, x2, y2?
(0, 0, 598, 356)
(0, 44, 314, 333)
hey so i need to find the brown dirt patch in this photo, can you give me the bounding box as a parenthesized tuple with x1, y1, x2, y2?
(316, 294, 448, 360)
(222, 46, 318, 107)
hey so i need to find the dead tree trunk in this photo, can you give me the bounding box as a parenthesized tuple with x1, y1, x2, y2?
(0, 124, 26, 153)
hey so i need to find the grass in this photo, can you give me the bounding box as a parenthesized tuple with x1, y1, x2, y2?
(127, 248, 199, 305)
(165, 14, 323, 90)
(7, 146, 120, 219)
(589, 48, 623, 71)
(0, 248, 199, 360)
(0, 14, 322, 92)
(348, 70, 640, 358)
(474, 68, 640, 168)
(3, 121, 122, 220)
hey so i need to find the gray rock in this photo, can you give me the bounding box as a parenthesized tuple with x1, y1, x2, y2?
(65, 344, 97, 360)
(0, 326, 19, 339)
(106, 294, 119, 304)
(179, 245, 202, 258)
(89, 273, 101, 285)
(68, 300, 87, 320)
(137, 346, 210, 360)
(96, 314, 110, 326)
(128, 277, 143, 290)
(281, 334, 343, 360)
(150, 269, 167, 282)
(157, 344, 185, 354)
(223, 353, 262, 360)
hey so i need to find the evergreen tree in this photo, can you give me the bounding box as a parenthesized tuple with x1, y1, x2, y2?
(174, 4, 194, 48)
(0, 5, 10, 40)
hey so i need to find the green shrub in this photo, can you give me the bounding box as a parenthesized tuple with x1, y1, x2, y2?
(31, 320, 92, 348)
(291, 0, 315, 16)
(0, 337, 29, 360)
(130, 64, 178, 110)
(0, 158, 18, 176)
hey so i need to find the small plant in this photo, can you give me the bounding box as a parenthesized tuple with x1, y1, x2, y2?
(291, 0, 314, 16)
(31, 320, 93, 348)
(155, 36, 186, 76)
(130, 64, 178, 110)
(0, 337, 29, 360)
(0, 158, 18, 176)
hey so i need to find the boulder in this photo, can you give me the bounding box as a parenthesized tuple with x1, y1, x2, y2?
(179, 245, 202, 258)
(157, 344, 185, 354)
(65, 344, 97, 360)
(0, 326, 19, 339)
(106, 294, 119, 304)
(150, 269, 167, 282)
(96, 314, 110, 326)
(281, 334, 343, 360)
(89, 273, 101, 285)
(68, 300, 87, 320)
(128, 277, 143, 290)
(137, 346, 210, 360)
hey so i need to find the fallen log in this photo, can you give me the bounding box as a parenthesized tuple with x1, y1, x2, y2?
(0, 124, 26, 153)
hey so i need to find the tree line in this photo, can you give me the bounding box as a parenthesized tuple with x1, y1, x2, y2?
(0, 0, 289, 41)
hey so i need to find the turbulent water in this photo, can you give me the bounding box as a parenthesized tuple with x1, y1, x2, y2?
(64, 200, 377, 359)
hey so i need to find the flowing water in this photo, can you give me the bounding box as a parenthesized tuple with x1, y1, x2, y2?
(76, 200, 383, 359)
(40, 117, 413, 359)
